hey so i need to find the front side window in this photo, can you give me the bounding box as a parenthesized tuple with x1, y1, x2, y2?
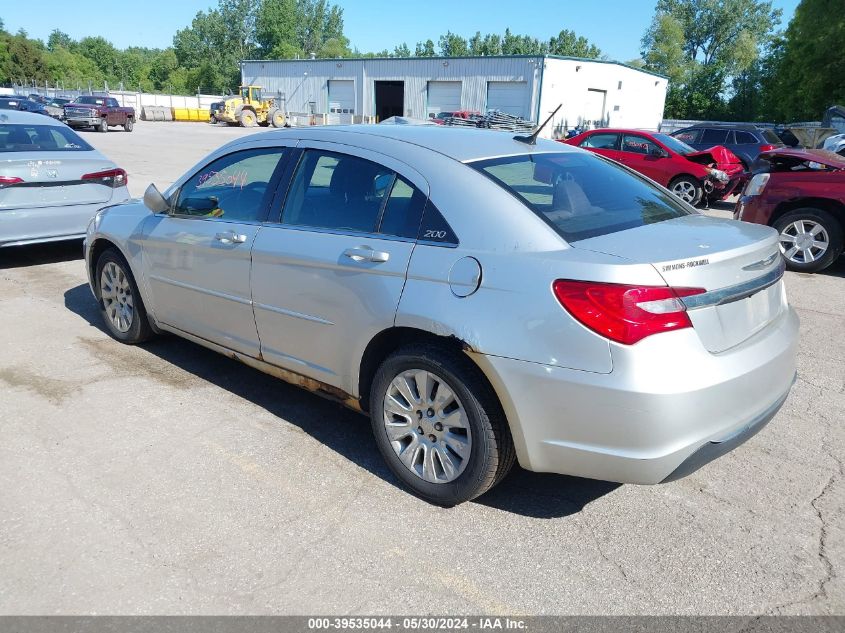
(172, 148, 285, 221)
(621, 134, 660, 155)
(470, 152, 694, 242)
(0, 124, 92, 152)
(579, 133, 619, 150)
(282, 150, 395, 233)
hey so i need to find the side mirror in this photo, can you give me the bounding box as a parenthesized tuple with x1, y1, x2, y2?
(143, 183, 169, 213)
(649, 147, 666, 158)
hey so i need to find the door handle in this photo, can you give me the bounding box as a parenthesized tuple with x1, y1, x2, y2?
(342, 246, 390, 263)
(214, 231, 247, 244)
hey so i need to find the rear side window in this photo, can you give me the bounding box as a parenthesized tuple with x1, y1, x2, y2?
(469, 152, 693, 242)
(673, 129, 701, 143)
(701, 129, 729, 144)
(0, 124, 92, 152)
(579, 133, 619, 150)
(734, 131, 757, 144)
(761, 128, 783, 144)
(378, 176, 426, 239)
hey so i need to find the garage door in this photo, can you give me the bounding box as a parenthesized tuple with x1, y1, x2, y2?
(486, 81, 530, 119)
(328, 80, 355, 123)
(427, 81, 462, 117)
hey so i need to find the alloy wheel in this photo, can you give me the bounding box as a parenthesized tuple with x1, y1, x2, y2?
(779, 219, 829, 264)
(382, 369, 472, 484)
(100, 262, 134, 333)
(671, 180, 697, 203)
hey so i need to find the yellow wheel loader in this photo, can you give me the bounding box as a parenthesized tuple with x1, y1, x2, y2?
(217, 86, 287, 128)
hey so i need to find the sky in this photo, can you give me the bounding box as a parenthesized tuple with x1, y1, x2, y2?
(1, 0, 802, 62)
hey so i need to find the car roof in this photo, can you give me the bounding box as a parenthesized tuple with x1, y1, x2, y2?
(580, 128, 658, 135)
(0, 110, 64, 126)
(678, 123, 763, 131)
(258, 124, 574, 162)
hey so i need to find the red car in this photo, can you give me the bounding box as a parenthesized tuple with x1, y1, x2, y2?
(562, 128, 745, 207)
(736, 148, 845, 273)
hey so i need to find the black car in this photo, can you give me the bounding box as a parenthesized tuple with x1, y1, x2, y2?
(670, 123, 784, 170)
(0, 96, 51, 116)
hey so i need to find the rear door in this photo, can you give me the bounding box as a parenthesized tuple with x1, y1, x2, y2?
(140, 147, 288, 356)
(250, 143, 428, 393)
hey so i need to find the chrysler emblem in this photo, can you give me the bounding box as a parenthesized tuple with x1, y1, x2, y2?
(46, 169, 58, 179)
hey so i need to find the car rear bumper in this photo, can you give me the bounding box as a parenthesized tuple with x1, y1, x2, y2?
(471, 306, 799, 484)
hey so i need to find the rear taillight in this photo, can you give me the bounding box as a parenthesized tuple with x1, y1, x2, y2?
(552, 280, 706, 345)
(0, 176, 23, 187)
(82, 168, 127, 189)
(758, 144, 777, 152)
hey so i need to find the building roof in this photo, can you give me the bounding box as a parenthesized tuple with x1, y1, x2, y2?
(240, 54, 668, 80)
(259, 124, 575, 162)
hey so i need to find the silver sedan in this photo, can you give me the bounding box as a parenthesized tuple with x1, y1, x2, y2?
(84, 125, 798, 505)
(0, 110, 129, 248)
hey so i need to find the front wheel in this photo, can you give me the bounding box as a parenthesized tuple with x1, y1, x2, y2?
(238, 109, 257, 127)
(773, 208, 843, 273)
(98, 117, 108, 133)
(95, 248, 154, 344)
(669, 176, 704, 207)
(369, 345, 515, 506)
(124, 117, 134, 132)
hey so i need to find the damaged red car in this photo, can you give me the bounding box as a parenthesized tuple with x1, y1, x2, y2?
(736, 148, 844, 273)
(562, 129, 745, 207)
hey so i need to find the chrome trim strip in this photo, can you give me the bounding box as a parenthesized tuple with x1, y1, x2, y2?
(253, 302, 334, 325)
(682, 259, 786, 310)
(148, 274, 252, 306)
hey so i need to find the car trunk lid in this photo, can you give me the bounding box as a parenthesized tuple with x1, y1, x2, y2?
(0, 154, 116, 209)
(572, 214, 787, 353)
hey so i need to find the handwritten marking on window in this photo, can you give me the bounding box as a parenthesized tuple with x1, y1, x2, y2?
(197, 169, 248, 190)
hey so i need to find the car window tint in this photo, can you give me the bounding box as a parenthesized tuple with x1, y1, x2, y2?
(761, 128, 783, 144)
(673, 129, 701, 143)
(282, 150, 394, 233)
(173, 148, 285, 221)
(378, 176, 426, 238)
(621, 134, 659, 155)
(470, 152, 694, 242)
(701, 129, 729, 144)
(579, 133, 618, 149)
(0, 124, 92, 152)
(107, 98, 119, 108)
(734, 131, 757, 144)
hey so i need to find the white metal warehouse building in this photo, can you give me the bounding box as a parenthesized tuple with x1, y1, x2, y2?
(240, 55, 668, 136)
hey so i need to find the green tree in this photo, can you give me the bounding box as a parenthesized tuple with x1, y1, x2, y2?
(765, 0, 844, 120)
(47, 29, 75, 52)
(393, 43, 411, 57)
(414, 39, 435, 57)
(438, 31, 469, 56)
(548, 29, 601, 58)
(642, 0, 782, 119)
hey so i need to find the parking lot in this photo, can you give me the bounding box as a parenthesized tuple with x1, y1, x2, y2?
(0, 120, 843, 615)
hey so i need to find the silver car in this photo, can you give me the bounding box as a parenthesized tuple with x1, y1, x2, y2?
(84, 125, 798, 505)
(0, 110, 130, 248)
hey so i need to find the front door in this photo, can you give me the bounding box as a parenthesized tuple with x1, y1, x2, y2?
(619, 133, 670, 185)
(140, 147, 287, 356)
(251, 145, 428, 393)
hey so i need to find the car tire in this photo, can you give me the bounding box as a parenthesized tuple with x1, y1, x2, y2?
(669, 175, 704, 207)
(124, 117, 134, 132)
(369, 344, 515, 506)
(269, 108, 285, 128)
(98, 117, 108, 133)
(773, 208, 844, 273)
(95, 248, 154, 344)
(238, 109, 257, 127)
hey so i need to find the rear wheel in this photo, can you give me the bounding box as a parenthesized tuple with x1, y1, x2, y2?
(773, 208, 843, 273)
(238, 109, 257, 127)
(669, 176, 703, 207)
(95, 248, 154, 344)
(369, 345, 514, 506)
(98, 117, 108, 133)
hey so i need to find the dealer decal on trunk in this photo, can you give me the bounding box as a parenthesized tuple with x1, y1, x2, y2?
(661, 257, 710, 272)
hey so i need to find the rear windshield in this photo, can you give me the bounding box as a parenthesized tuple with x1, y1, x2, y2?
(761, 128, 782, 144)
(469, 152, 694, 242)
(0, 124, 93, 152)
